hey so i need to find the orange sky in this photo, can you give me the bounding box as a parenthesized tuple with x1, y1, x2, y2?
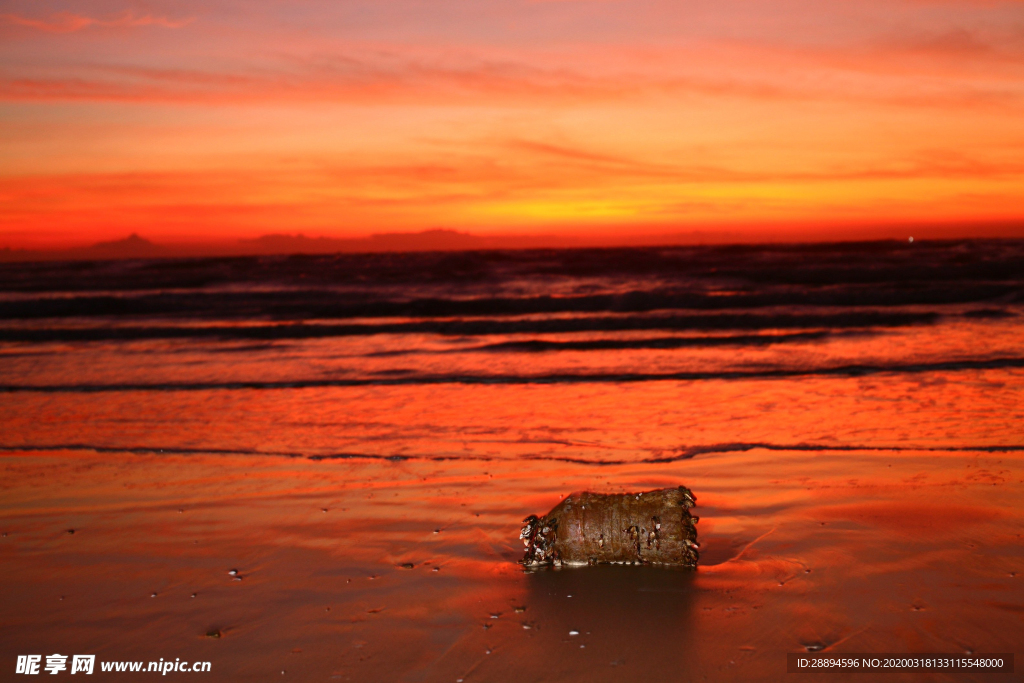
(2, 0, 1024, 248)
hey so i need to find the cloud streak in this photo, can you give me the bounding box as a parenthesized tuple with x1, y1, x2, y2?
(4, 143, 1022, 223)
(1, 11, 193, 33)
(2, 48, 1021, 111)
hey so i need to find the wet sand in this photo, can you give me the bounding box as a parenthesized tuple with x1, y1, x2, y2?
(2, 405, 1022, 681)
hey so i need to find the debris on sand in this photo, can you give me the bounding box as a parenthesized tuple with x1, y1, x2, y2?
(519, 486, 699, 568)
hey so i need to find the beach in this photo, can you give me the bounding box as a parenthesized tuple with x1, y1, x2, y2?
(2, 241, 1023, 680)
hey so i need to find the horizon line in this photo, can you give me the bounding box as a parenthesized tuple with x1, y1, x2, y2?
(3, 222, 1024, 263)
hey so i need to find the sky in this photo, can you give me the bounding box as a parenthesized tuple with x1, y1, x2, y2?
(2, 0, 1024, 248)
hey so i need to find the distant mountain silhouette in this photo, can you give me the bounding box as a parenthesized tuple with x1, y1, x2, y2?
(83, 233, 168, 259)
(0, 229, 495, 262)
(0, 233, 170, 262)
(238, 229, 484, 255)
(238, 233, 347, 254)
(8, 223, 962, 263)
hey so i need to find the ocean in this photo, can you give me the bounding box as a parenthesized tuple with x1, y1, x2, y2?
(1, 239, 1022, 680)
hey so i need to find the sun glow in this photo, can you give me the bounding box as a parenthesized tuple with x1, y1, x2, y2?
(2, 0, 1023, 249)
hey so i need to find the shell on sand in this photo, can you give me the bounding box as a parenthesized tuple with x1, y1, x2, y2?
(519, 486, 699, 568)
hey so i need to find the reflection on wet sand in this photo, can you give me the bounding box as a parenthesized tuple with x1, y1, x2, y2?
(1, 429, 1021, 681)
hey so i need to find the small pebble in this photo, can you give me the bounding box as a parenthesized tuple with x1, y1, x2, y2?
(191, 593, 197, 598)
(228, 569, 238, 576)
(67, 529, 76, 535)
(151, 592, 157, 598)
(432, 567, 440, 572)
(569, 630, 579, 636)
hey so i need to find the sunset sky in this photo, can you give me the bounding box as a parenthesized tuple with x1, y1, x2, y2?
(2, 0, 1023, 248)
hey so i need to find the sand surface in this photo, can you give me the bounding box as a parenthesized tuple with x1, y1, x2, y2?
(3, 425, 1022, 681)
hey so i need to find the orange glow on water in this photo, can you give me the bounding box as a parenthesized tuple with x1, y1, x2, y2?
(1, 241, 1021, 678)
